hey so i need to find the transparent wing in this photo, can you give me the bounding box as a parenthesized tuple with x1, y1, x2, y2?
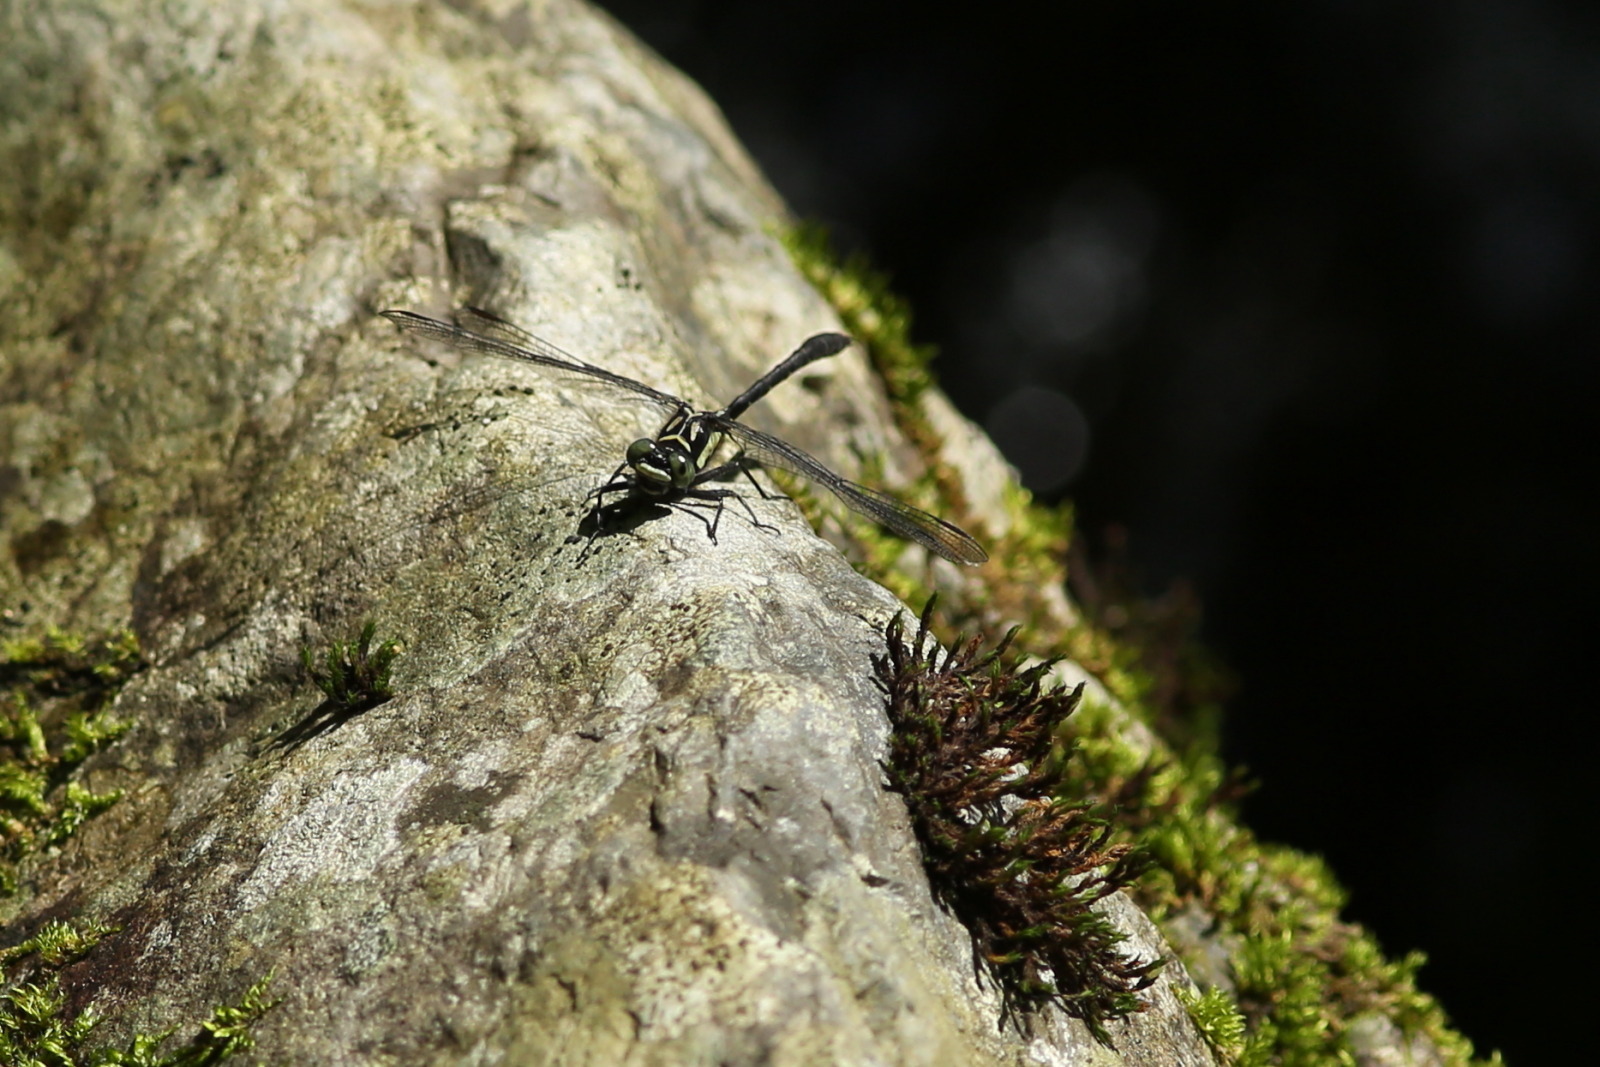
(714, 418, 989, 565)
(382, 309, 684, 412)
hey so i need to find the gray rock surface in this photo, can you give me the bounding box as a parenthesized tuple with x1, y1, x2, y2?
(1, 1, 1218, 1063)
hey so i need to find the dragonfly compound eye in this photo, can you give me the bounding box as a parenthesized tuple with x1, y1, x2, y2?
(624, 439, 668, 490)
(667, 451, 695, 487)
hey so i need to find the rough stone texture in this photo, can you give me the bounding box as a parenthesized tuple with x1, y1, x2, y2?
(2, 1, 1218, 1064)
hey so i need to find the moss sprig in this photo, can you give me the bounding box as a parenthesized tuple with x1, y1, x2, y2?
(1176, 984, 1249, 1061)
(300, 619, 399, 715)
(274, 620, 401, 752)
(874, 600, 1162, 1044)
(0, 918, 117, 969)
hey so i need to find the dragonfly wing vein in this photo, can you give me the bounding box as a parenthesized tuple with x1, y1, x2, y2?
(716, 420, 988, 565)
(381, 310, 684, 411)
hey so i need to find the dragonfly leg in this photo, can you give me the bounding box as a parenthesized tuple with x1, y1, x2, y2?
(695, 452, 784, 502)
(739, 462, 785, 502)
(584, 462, 633, 507)
(674, 486, 777, 544)
(570, 494, 663, 562)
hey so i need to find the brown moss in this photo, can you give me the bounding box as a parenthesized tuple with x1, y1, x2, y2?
(874, 600, 1161, 1044)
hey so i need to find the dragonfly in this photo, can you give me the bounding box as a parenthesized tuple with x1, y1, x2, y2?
(380, 308, 988, 565)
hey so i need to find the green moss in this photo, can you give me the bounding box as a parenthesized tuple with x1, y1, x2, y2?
(270, 620, 402, 752)
(0, 976, 101, 1066)
(0, 919, 116, 968)
(1058, 701, 1500, 1065)
(1177, 984, 1248, 1061)
(2, 628, 142, 897)
(0, 628, 141, 695)
(1, 918, 276, 1067)
(300, 619, 400, 715)
(1, 629, 271, 1061)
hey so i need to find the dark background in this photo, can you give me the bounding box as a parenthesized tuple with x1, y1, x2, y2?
(598, 1, 1596, 1062)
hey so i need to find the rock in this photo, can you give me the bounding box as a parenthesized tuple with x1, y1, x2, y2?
(1, 1, 1218, 1063)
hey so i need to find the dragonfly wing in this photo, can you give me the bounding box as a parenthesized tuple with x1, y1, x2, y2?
(716, 419, 988, 565)
(382, 310, 684, 411)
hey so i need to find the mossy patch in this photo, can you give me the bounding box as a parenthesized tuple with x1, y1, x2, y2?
(1062, 680, 1500, 1065)
(1176, 984, 1248, 1062)
(270, 619, 401, 751)
(790, 229, 1500, 1063)
(874, 601, 1161, 1043)
(2, 627, 142, 896)
(300, 618, 399, 715)
(1, 918, 276, 1067)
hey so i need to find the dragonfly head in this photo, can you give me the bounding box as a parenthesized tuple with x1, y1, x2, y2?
(626, 437, 697, 494)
